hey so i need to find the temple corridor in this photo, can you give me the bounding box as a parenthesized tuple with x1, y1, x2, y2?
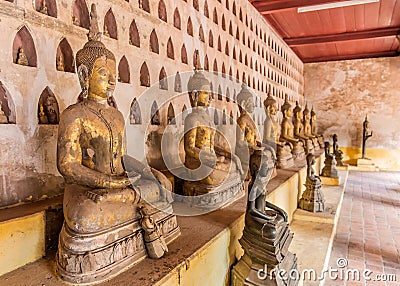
(328, 171, 400, 286)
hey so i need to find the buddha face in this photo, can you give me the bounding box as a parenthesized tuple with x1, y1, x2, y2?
(295, 111, 303, 120)
(267, 104, 277, 116)
(196, 90, 211, 107)
(88, 56, 116, 100)
(284, 109, 291, 118)
(304, 113, 310, 121)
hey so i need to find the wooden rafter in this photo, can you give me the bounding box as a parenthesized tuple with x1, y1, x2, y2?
(302, 50, 399, 63)
(251, 0, 347, 14)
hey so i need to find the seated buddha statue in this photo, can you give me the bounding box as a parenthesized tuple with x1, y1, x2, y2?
(293, 101, 314, 154)
(280, 95, 305, 161)
(55, 5, 180, 284)
(303, 103, 320, 151)
(235, 84, 276, 180)
(263, 91, 294, 169)
(311, 106, 325, 148)
(182, 51, 244, 208)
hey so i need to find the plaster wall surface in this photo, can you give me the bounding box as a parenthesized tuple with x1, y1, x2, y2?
(0, 0, 304, 207)
(304, 57, 400, 169)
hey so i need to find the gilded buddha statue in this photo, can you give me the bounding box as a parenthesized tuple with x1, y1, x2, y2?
(303, 103, 320, 151)
(311, 106, 325, 148)
(182, 51, 244, 208)
(263, 91, 294, 168)
(280, 95, 305, 161)
(235, 84, 276, 180)
(55, 5, 180, 284)
(293, 101, 314, 154)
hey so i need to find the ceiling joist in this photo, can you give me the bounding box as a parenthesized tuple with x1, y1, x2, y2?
(251, 0, 346, 14)
(302, 50, 399, 63)
(285, 27, 400, 46)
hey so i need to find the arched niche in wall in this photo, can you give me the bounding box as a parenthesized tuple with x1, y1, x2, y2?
(140, 62, 150, 87)
(209, 30, 213, 47)
(72, 0, 90, 29)
(232, 1, 236, 15)
(0, 82, 16, 124)
(187, 17, 193, 36)
(56, 38, 75, 73)
(213, 8, 218, 24)
(232, 47, 236, 60)
(181, 44, 188, 64)
(242, 31, 246, 45)
(226, 0, 229, 9)
(225, 42, 229, 56)
(236, 27, 240, 40)
(214, 109, 219, 125)
(150, 29, 159, 54)
(181, 104, 187, 125)
(159, 67, 168, 90)
(230, 111, 234, 124)
(158, 0, 167, 22)
(221, 14, 226, 31)
(222, 109, 227, 125)
(204, 55, 209, 71)
(174, 72, 182, 92)
(217, 36, 221, 51)
(221, 63, 226, 78)
(13, 26, 37, 67)
(167, 103, 176, 125)
(204, 1, 209, 17)
(35, 0, 57, 17)
(229, 21, 233, 36)
(173, 8, 181, 29)
(129, 19, 140, 47)
(104, 9, 117, 39)
(213, 59, 218, 73)
(38, 87, 60, 124)
(199, 25, 205, 42)
(239, 8, 242, 21)
(118, 56, 130, 83)
(151, 101, 160, 125)
(167, 37, 174, 59)
(130, 98, 142, 125)
(217, 85, 222, 101)
(139, 0, 150, 13)
(226, 88, 230, 102)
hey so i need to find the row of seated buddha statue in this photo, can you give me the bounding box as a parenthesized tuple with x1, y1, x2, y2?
(54, 4, 314, 284)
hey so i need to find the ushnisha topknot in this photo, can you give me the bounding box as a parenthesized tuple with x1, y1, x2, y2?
(187, 50, 211, 93)
(303, 103, 310, 115)
(75, 3, 116, 75)
(264, 90, 277, 108)
(293, 101, 302, 115)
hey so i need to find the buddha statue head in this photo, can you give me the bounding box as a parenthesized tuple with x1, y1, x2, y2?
(293, 101, 302, 120)
(76, 4, 116, 103)
(187, 50, 211, 108)
(264, 90, 277, 117)
(281, 95, 292, 119)
(237, 83, 254, 114)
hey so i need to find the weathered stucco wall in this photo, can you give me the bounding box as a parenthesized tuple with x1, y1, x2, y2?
(0, 0, 304, 207)
(304, 57, 400, 170)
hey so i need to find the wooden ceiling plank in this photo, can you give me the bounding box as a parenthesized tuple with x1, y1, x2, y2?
(343, 6, 356, 32)
(378, 0, 397, 26)
(354, 4, 365, 30)
(364, 2, 381, 29)
(285, 27, 400, 46)
(302, 50, 399, 63)
(390, 0, 400, 26)
(329, 8, 347, 34)
(252, 0, 346, 14)
(264, 14, 289, 37)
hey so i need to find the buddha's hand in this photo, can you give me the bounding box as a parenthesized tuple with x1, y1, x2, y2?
(86, 188, 138, 203)
(86, 189, 107, 203)
(200, 149, 217, 167)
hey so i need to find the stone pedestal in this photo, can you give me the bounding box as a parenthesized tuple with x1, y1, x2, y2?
(231, 212, 298, 286)
(321, 157, 338, 179)
(299, 178, 325, 212)
(292, 147, 305, 162)
(320, 176, 343, 186)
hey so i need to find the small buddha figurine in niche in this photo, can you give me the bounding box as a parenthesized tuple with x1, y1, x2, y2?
(231, 149, 298, 285)
(39, 0, 48, 14)
(16, 47, 29, 66)
(0, 101, 8, 124)
(236, 84, 275, 180)
(311, 107, 325, 148)
(362, 115, 373, 159)
(55, 4, 180, 284)
(56, 54, 64, 71)
(263, 91, 294, 169)
(45, 96, 59, 124)
(280, 95, 305, 161)
(332, 134, 346, 166)
(293, 101, 314, 154)
(182, 50, 244, 206)
(303, 103, 320, 151)
(38, 104, 48, 124)
(321, 141, 338, 178)
(299, 153, 325, 212)
(72, 15, 80, 26)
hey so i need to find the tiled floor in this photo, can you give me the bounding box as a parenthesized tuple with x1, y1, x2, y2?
(327, 171, 400, 286)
